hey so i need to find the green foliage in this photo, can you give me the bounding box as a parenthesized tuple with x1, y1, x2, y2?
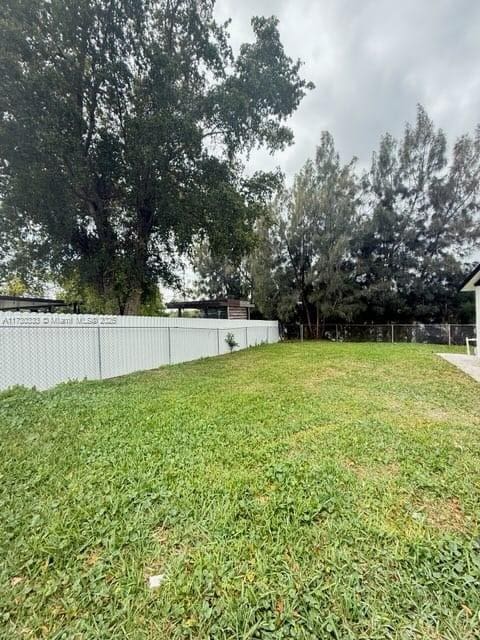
(60, 274, 117, 314)
(355, 105, 480, 323)
(250, 213, 288, 319)
(0, 0, 311, 314)
(251, 108, 480, 325)
(0, 275, 27, 296)
(138, 288, 168, 317)
(60, 274, 168, 315)
(1, 342, 479, 637)
(192, 239, 252, 299)
(0, 274, 45, 298)
(253, 132, 360, 329)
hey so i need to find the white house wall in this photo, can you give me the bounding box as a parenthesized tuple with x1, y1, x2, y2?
(476, 288, 480, 357)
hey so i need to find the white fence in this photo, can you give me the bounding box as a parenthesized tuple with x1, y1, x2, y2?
(0, 313, 279, 391)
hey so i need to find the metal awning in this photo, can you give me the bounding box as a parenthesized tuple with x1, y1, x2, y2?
(166, 299, 254, 310)
(0, 295, 76, 312)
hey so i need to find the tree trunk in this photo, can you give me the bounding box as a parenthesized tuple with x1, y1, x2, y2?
(303, 296, 313, 338)
(120, 229, 150, 315)
(123, 288, 143, 315)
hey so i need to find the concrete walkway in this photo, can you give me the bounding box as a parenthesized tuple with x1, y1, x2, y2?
(438, 353, 480, 382)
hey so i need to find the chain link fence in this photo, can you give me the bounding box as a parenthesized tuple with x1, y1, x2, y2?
(280, 323, 476, 346)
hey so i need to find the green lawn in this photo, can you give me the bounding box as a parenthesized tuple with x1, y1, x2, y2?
(1, 342, 480, 639)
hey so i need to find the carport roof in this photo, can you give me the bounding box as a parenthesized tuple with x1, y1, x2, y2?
(166, 299, 254, 309)
(0, 295, 69, 311)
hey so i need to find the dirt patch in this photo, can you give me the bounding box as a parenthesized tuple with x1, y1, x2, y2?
(416, 624, 447, 640)
(151, 525, 206, 564)
(84, 547, 102, 567)
(421, 405, 480, 428)
(143, 561, 165, 582)
(302, 368, 346, 391)
(254, 481, 276, 505)
(152, 525, 170, 544)
(423, 406, 455, 423)
(283, 549, 301, 574)
(344, 459, 400, 481)
(421, 497, 467, 533)
(285, 424, 331, 446)
(10, 576, 24, 587)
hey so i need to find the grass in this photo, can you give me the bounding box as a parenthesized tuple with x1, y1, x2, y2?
(1, 342, 480, 639)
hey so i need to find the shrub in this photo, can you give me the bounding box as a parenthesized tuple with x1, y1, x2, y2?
(225, 332, 239, 353)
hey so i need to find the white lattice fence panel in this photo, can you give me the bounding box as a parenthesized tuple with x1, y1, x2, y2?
(0, 322, 99, 390)
(170, 327, 219, 364)
(99, 326, 171, 378)
(0, 314, 279, 391)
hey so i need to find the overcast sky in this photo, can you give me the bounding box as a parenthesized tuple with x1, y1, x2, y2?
(214, 0, 480, 179)
(168, 0, 480, 297)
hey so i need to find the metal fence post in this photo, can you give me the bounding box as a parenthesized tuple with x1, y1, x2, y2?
(167, 326, 172, 364)
(448, 323, 451, 346)
(300, 324, 304, 342)
(391, 324, 394, 344)
(97, 325, 103, 379)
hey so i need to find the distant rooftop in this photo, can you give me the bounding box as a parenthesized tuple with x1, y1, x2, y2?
(0, 295, 78, 312)
(167, 298, 253, 320)
(167, 298, 253, 309)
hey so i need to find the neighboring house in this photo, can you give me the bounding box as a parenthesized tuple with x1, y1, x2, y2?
(0, 295, 78, 313)
(167, 299, 254, 320)
(461, 265, 480, 357)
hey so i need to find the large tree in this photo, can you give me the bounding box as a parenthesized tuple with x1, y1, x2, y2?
(356, 105, 480, 322)
(0, 0, 312, 313)
(192, 239, 253, 299)
(191, 110, 480, 326)
(253, 132, 360, 330)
